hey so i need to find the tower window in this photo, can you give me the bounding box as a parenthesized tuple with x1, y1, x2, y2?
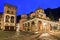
(5, 15, 10, 22)
(33, 16, 35, 18)
(7, 10, 10, 13)
(11, 16, 14, 23)
(11, 11, 14, 14)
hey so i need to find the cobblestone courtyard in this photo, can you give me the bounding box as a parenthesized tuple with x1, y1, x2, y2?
(0, 31, 60, 40)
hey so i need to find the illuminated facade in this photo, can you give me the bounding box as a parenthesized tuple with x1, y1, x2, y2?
(0, 4, 60, 32)
(1, 4, 17, 31)
(0, 13, 3, 30)
(20, 8, 60, 33)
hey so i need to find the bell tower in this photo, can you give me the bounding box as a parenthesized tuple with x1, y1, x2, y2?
(2, 4, 17, 31)
(35, 8, 45, 18)
(35, 8, 46, 19)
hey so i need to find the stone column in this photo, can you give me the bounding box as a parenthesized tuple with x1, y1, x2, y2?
(51, 24, 53, 31)
(58, 24, 60, 31)
(30, 22, 31, 32)
(47, 23, 50, 32)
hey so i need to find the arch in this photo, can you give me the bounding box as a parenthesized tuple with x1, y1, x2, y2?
(37, 21, 42, 31)
(25, 23, 27, 27)
(38, 21, 42, 27)
(11, 16, 14, 23)
(7, 10, 10, 13)
(27, 22, 30, 31)
(38, 21, 42, 24)
(11, 11, 14, 14)
(23, 24, 25, 27)
(31, 21, 35, 25)
(5, 15, 10, 22)
(53, 24, 58, 30)
(28, 22, 30, 26)
(6, 15, 10, 19)
(50, 24, 52, 30)
(23, 24, 25, 30)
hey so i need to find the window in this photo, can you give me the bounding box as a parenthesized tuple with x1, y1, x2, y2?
(28, 22, 30, 26)
(6, 15, 9, 19)
(28, 22, 30, 31)
(32, 16, 35, 18)
(0, 16, 2, 18)
(0, 23, 1, 25)
(5, 15, 10, 22)
(25, 23, 27, 27)
(0, 19, 1, 21)
(53, 26, 57, 30)
(38, 21, 41, 24)
(7, 10, 10, 13)
(50, 24, 52, 30)
(11, 16, 14, 23)
(31, 21, 35, 25)
(41, 15, 43, 17)
(11, 11, 14, 14)
(38, 21, 41, 29)
(23, 24, 25, 30)
(23, 24, 24, 27)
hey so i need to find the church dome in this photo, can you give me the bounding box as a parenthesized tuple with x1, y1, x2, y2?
(35, 8, 44, 13)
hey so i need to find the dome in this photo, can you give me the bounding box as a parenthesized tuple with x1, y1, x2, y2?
(35, 8, 44, 13)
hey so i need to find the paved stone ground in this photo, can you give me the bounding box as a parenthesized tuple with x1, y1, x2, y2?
(0, 31, 60, 40)
(48, 31, 60, 40)
(0, 31, 41, 40)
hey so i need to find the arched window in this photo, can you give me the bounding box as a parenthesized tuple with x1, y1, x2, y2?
(50, 24, 52, 30)
(5, 15, 10, 22)
(38, 21, 41, 24)
(33, 16, 35, 18)
(23, 24, 25, 30)
(0, 23, 1, 25)
(23, 24, 24, 27)
(31, 21, 35, 25)
(28, 22, 30, 26)
(37, 21, 42, 30)
(7, 10, 10, 13)
(53, 26, 57, 30)
(11, 11, 14, 14)
(11, 16, 14, 23)
(25, 23, 27, 27)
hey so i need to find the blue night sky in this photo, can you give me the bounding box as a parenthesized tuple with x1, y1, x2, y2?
(0, 0, 60, 16)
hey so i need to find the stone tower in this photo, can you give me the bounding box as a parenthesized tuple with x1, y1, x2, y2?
(2, 4, 17, 31)
(35, 8, 46, 19)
